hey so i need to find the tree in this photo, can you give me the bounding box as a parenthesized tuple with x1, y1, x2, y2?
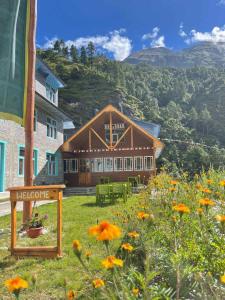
(87, 42, 95, 65)
(62, 46, 69, 58)
(80, 46, 87, 65)
(70, 45, 79, 63)
(53, 40, 60, 53)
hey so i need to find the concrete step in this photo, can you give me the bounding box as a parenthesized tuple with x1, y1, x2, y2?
(64, 187, 96, 196)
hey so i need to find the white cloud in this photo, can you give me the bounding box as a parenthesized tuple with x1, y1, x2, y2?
(142, 27, 160, 40)
(142, 27, 166, 48)
(42, 29, 132, 61)
(180, 25, 225, 44)
(179, 23, 187, 38)
(217, 0, 225, 5)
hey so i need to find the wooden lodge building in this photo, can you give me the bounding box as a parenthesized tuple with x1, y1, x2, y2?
(61, 105, 164, 187)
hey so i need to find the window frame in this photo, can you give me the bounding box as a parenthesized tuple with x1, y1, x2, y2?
(134, 156, 143, 171)
(144, 156, 154, 171)
(114, 157, 123, 172)
(18, 146, 38, 177)
(93, 158, 104, 173)
(70, 159, 78, 173)
(47, 116, 57, 139)
(124, 157, 133, 171)
(46, 152, 58, 176)
(104, 157, 113, 172)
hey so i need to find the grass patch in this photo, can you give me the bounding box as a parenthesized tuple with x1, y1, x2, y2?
(0, 195, 138, 299)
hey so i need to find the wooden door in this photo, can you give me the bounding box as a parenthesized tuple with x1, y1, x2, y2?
(79, 159, 91, 186)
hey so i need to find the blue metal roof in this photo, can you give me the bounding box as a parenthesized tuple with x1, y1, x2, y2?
(36, 58, 64, 90)
(132, 119, 161, 138)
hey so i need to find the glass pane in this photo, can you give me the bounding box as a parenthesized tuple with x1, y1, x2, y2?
(19, 148, 25, 157)
(19, 158, 24, 175)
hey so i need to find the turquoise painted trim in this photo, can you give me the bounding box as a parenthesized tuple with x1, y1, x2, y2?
(0, 141, 7, 192)
(17, 144, 39, 177)
(46, 150, 59, 176)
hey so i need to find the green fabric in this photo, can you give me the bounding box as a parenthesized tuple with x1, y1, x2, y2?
(0, 0, 29, 125)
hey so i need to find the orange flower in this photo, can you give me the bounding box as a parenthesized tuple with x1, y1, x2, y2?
(196, 183, 203, 190)
(137, 211, 150, 220)
(72, 240, 82, 251)
(85, 251, 92, 258)
(5, 277, 28, 293)
(202, 188, 211, 194)
(92, 279, 105, 288)
(173, 203, 190, 214)
(89, 221, 121, 241)
(102, 256, 123, 269)
(215, 215, 225, 223)
(169, 187, 176, 192)
(132, 288, 139, 296)
(207, 179, 213, 185)
(121, 243, 134, 252)
(67, 290, 77, 299)
(128, 231, 140, 239)
(170, 180, 179, 185)
(199, 198, 215, 207)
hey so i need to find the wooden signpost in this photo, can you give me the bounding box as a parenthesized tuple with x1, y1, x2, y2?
(9, 185, 65, 258)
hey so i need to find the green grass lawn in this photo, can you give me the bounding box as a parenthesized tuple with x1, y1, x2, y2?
(0, 195, 138, 299)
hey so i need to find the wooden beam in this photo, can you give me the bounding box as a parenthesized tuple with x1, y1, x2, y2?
(113, 125, 132, 149)
(90, 128, 110, 149)
(109, 112, 112, 148)
(57, 191, 63, 257)
(131, 126, 134, 148)
(11, 201, 16, 255)
(23, 0, 37, 222)
(89, 129, 92, 150)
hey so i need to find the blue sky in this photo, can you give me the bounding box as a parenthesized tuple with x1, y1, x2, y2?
(37, 0, 225, 60)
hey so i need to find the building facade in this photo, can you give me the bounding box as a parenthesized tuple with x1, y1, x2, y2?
(0, 59, 71, 193)
(62, 105, 164, 187)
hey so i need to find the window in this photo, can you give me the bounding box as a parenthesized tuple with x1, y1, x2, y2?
(93, 158, 103, 173)
(18, 147, 38, 177)
(80, 159, 90, 172)
(70, 159, 78, 173)
(46, 84, 56, 104)
(114, 157, 123, 171)
(112, 133, 118, 143)
(104, 157, 113, 172)
(34, 109, 38, 132)
(124, 157, 133, 171)
(47, 117, 57, 139)
(134, 156, 143, 171)
(46, 153, 57, 176)
(64, 159, 70, 173)
(144, 156, 154, 170)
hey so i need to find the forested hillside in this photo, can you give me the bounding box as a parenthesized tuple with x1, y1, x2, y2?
(38, 41, 225, 175)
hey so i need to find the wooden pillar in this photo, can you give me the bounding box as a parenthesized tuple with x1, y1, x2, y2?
(89, 129, 92, 150)
(57, 190, 63, 257)
(23, 0, 37, 222)
(131, 126, 134, 148)
(109, 112, 112, 148)
(11, 201, 17, 255)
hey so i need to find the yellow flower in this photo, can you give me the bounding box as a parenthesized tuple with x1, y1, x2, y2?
(89, 221, 121, 241)
(169, 187, 176, 192)
(72, 240, 82, 252)
(219, 180, 225, 187)
(102, 255, 123, 269)
(85, 251, 92, 258)
(132, 288, 139, 296)
(207, 179, 213, 185)
(203, 188, 211, 194)
(197, 208, 203, 215)
(128, 231, 140, 239)
(196, 183, 203, 190)
(199, 198, 215, 207)
(92, 279, 105, 288)
(5, 277, 28, 293)
(172, 203, 190, 214)
(170, 180, 179, 185)
(67, 290, 77, 299)
(220, 274, 225, 284)
(215, 215, 225, 223)
(121, 243, 134, 252)
(137, 211, 150, 220)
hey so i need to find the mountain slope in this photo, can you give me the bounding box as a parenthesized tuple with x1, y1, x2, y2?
(125, 42, 225, 68)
